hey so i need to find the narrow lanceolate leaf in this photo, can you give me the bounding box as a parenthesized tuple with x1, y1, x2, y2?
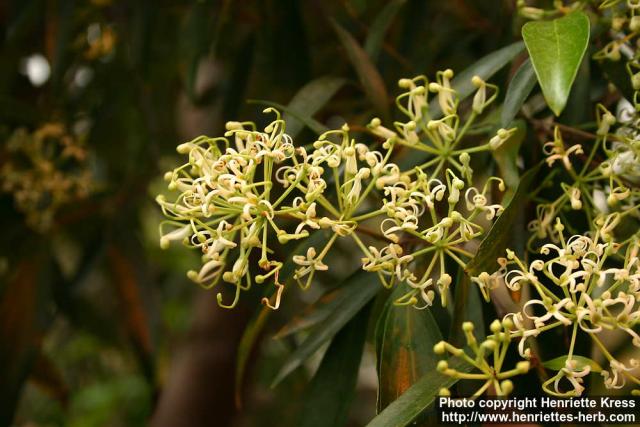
(429, 41, 525, 117)
(274, 272, 363, 340)
(248, 99, 328, 136)
(364, 0, 407, 60)
(235, 230, 332, 407)
(501, 59, 537, 128)
(465, 163, 542, 276)
(376, 283, 442, 412)
(298, 304, 370, 427)
(283, 77, 346, 138)
(522, 11, 590, 116)
(271, 270, 381, 387)
(331, 20, 390, 120)
(366, 358, 471, 427)
(543, 355, 603, 373)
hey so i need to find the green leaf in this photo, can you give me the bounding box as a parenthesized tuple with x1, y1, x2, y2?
(248, 99, 328, 136)
(543, 355, 602, 373)
(465, 163, 542, 276)
(429, 42, 525, 117)
(501, 59, 537, 128)
(561, 55, 591, 125)
(492, 120, 526, 194)
(376, 283, 442, 412)
(522, 11, 590, 116)
(283, 77, 346, 138)
(298, 304, 369, 427)
(331, 20, 390, 120)
(274, 273, 364, 340)
(364, 0, 407, 61)
(365, 358, 471, 427)
(271, 270, 381, 387)
(449, 270, 485, 347)
(235, 230, 332, 406)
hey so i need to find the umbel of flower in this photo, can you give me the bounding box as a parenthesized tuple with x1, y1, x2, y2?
(367, 70, 515, 183)
(435, 320, 531, 397)
(157, 109, 337, 309)
(363, 167, 505, 308)
(529, 104, 640, 246)
(471, 216, 640, 396)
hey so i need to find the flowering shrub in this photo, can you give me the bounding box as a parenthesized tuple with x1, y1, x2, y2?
(155, 0, 640, 419)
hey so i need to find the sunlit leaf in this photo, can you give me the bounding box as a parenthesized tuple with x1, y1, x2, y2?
(522, 11, 590, 116)
(271, 270, 381, 387)
(501, 59, 537, 128)
(298, 304, 369, 427)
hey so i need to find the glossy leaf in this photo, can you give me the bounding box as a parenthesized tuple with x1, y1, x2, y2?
(522, 11, 590, 116)
(235, 230, 332, 406)
(283, 77, 346, 138)
(366, 358, 471, 427)
(376, 283, 442, 412)
(331, 20, 390, 120)
(543, 355, 602, 373)
(298, 304, 369, 427)
(429, 41, 525, 117)
(465, 163, 542, 276)
(364, 0, 407, 60)
(271, 270, 381, 387)
(501, 59, 537, 128)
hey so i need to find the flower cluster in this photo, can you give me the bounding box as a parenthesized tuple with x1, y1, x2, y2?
(363, 169, 505, 308)
(435, 321, 531, 397)
(1, 123, 91, 230)
(471, 217, 640, 396)
(158, 70, 512, 309)
(529, 105, 640, 245)
(368, 71, 513, 182)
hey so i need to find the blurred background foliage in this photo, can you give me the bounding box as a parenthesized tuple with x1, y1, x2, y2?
(0, 0, 519, 425)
